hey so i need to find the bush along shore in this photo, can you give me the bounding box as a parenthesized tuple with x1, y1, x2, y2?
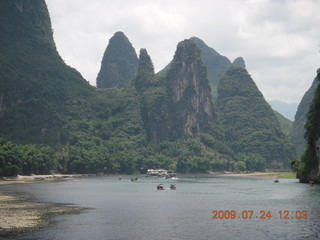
(0, 192, 90, 238)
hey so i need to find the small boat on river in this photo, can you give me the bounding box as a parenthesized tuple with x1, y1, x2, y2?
(147, 169, 168, 177)
(157, 184, 164, 190)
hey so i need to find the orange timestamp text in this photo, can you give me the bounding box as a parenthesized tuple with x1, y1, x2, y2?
(211, 210, 308, 220)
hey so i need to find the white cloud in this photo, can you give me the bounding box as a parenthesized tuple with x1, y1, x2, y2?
(46, 0, 320, 103)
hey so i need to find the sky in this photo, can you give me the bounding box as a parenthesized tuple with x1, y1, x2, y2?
(46, 0, 320, 104)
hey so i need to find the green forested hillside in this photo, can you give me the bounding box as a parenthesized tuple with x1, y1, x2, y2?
(291, 78, 319, 156)
(0, 0, 233, 176)
(0, 0, 95, 146)
(132, 40, 233, 173)
(295, 69, 320, 182)
(273, 110, 293, 137)
(0, 0, 295, 176)
(216, 66, 295, 169)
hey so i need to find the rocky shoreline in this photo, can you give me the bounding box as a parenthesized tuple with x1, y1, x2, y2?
(0, 174, 99, 185)
(0, 191, 89, 238)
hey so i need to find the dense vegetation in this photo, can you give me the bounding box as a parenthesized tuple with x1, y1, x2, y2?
(0, 0, 297, 177)
(96, 31, 138, 88)
(294, 69, 320, 182)
(273, 110, 293, 138)
(291, 78, 319, 156)
(0, 0, 95, 146)
(216, 66, 295, 168)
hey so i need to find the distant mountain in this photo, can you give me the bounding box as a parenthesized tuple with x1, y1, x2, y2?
(232, 57, 246, 69)
(216, 66, 295, 168)
(268, 100, 298, 121)
(96, 31, 138, 88)
(189, 37, 232, 100)
(290, 78, 319, 156)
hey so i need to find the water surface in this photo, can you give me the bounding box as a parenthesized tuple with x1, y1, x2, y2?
(1, 175, 319, 240)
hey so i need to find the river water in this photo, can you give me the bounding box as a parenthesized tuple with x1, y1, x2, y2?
(1, 175, 320, 240)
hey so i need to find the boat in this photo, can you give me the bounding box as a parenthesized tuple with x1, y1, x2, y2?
(157, 184, 164, 190)
(146, 169, 168, 177)
(165, 173, 177, 179)
(170, 184, 176, 190)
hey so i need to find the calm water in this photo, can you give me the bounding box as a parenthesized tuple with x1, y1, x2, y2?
(1, 175, 320, 240)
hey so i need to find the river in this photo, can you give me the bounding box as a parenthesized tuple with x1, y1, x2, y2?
(1, 175, 319, 240)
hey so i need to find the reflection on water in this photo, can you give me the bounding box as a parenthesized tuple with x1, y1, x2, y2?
(1, 175, 320, 240)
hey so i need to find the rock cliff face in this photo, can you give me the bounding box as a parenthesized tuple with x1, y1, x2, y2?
(96, 32, 138, 88)
(135, 40, 217, 141)
(166, 40, 215, 137)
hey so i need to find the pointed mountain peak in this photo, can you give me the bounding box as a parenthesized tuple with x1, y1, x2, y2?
(219, 66, 262, 99)
(188, 37, 232, 101)
(172, 39, 201, 63)
(138, 48, 154, 75)
(110, 31, 132, 45)
(190, 37, 219, 56)
(96, 31, 138, 88)
(217, 66, 295, 166)
(232, 57, 246, 69)
(135, 48, 155, 92)
(167, 39, 215, 136)
(113, 31, 126, 37)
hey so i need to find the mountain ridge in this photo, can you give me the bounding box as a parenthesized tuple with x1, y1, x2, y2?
(0, 0, 296, 176)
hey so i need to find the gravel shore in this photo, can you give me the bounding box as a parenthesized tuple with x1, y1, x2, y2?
(0, 191, 89, 238)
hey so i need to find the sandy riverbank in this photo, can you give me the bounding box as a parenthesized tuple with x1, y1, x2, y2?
(0, 191, 89, 237)
(218, 171, 297, 179)
(0, 174, 99, 185)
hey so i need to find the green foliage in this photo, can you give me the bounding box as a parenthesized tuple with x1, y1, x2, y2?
(0, 1, 291, 177)
(291, 77, 319, 155)
(235, 161, 246, 172)
(200, 134, 233, 156)
(236, 153, 266, 171)
(0, 138, 58, 176)
(298, 69, 320, 181)
(96, 31, 138, 88)
(134, 48, 155, 92)
(273, 110, 293, 137)
(217, 66, 295, 168)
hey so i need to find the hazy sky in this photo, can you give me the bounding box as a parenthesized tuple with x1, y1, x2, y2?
(46, 0, 319, 104)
